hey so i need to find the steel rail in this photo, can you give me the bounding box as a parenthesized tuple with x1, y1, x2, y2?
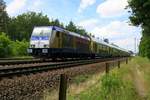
(0, 58, 126, 78)
(0, 58, 88, 66)
(0, 57, 34, 60)
(0, 59, 50, 66)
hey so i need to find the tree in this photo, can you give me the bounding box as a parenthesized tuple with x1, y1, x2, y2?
(65, 21, 88, 35)
(50, 19, 60, 27)
(128, 0, 150, 28)
(60, 22, 65, 28)
(65, 21, 77, 32)
(0, 0, 9, 33)
(128, 0, 150, 58)
(76, 26, 88, 36)
(7, 12, 51, 41)
(139, 36, 150, 58)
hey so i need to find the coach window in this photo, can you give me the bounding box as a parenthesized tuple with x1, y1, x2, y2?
(56, 31, 60, 37)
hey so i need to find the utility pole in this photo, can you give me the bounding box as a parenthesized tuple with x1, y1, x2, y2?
(134, 37, 136, 55)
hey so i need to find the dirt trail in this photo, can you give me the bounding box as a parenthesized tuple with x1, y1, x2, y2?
(132, 63, 148, 99)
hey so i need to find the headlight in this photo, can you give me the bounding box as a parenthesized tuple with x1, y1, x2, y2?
(42, 49, 48, 53)
(30, 44, 35, 48)
(27, 49, 32, 53)
(44, 44, 49, 48)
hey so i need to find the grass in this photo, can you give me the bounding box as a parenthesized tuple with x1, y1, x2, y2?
(135, 57, 150, 84)
(71, 74, 91, 85)
(134, 57, 150, 99)
(67, 57, 150, 100)
(67, 72, 103, 100)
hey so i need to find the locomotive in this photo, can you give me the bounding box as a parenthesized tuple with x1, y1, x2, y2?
(27, 26, 130, 59)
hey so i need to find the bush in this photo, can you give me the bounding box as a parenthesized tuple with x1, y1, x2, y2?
(0, 32, 29, 57)
(0, 32, 13, 57)
(12, 40, 29, 56)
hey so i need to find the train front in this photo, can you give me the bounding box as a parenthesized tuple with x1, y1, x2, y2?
(27, 26, 52, 57)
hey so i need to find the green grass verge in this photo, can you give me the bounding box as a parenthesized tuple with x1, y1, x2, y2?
(68, 57, 150, 100)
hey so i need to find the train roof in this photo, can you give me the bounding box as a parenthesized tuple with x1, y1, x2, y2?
(53, 26, 90, 40)
(34, 26, 90, 40)
(91, 37, 129, 53)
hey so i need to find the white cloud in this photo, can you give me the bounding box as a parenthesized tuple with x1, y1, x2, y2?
(6, 0, 43, 16)
(77, 19, 99, 31)
(91, 20, 138, 39)
(6, 0, 27, 16)
(113, 38, 135, 51)
(96, 0, 128, 17)
(27, 0, 43, 12)
(78, 0, 96, 13)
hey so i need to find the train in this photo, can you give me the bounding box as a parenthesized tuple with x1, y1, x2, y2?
(27, 26, 131, 59)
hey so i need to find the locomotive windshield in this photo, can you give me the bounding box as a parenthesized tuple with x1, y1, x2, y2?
(31, 27, 52, 40)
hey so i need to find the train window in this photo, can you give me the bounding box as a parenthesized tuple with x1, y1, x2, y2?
(99, 44, 101, 49)
(103, 46, 105, 50)
(102, 45, 104, 50)
(56, 31, 60, 37)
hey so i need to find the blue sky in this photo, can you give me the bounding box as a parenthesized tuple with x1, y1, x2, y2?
(5, 0, 141, 52)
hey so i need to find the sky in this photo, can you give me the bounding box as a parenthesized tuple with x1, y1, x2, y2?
(5, 0, 141, 52)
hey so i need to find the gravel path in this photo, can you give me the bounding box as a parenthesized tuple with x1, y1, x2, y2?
(132, 63, 148, 99)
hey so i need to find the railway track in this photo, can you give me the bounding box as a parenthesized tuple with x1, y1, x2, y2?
(0, 57, 127, 78)
(0, 57, 34, 60)
(0, 58, 51, 66)
(0, 58, 85, 66)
